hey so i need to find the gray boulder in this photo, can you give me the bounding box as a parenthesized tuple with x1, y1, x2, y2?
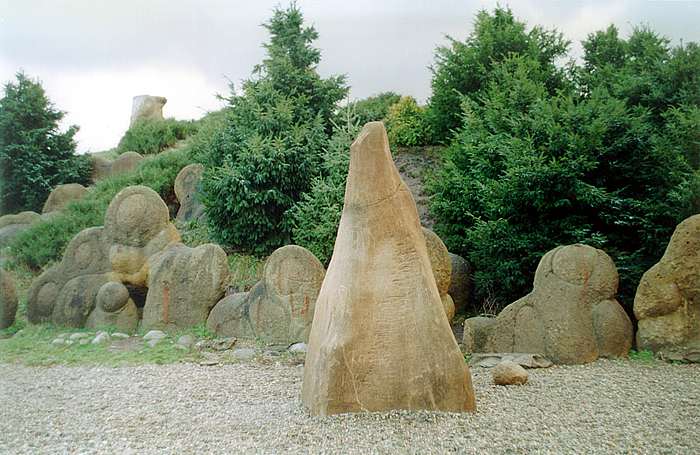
(0, 269, 18, 329)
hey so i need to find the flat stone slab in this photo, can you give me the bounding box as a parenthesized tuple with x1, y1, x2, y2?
(470, 353, 553, 369)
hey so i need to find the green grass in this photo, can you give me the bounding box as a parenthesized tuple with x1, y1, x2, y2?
(118, 118, 198, 155)
(0, 324, 216, 366)
(629, 349, 656, 362)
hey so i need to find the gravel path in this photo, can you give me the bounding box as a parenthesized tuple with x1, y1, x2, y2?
(0, 359, 698, 454)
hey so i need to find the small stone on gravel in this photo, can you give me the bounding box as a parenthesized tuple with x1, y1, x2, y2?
(232, 348, 255, 360)
(69, 333, 91, 341)
(288, 342, 307, 354)
(92, 332, 111, 345)
(176, 335, 195, 350)
(143, 330, 167, 341)
(493, 360, 529, 385)
(111, 332, 130, 339)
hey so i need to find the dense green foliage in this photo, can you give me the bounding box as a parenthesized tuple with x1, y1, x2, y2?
(118, 118, 197, 155)
(9, 146, 192, 269)
(427, 7, 569, 143)
(0, 72, 91, 214)
(385, 96, 431, 147)
(200, 4, 347, 254)
(429, 17, 700, 310)
(335, 92, 400, 126)
(290, 117, 361, 263)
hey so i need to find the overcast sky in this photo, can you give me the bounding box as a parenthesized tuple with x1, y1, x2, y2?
(1, 0, 699, 153)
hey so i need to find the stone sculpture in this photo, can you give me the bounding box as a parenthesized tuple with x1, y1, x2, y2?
(130, 95, 167, 127)
(463, 244, 633, 364)
(26, 186, 180, 327)
(142, 243, 229, 331)
(0, 211, 42, 248)
(0, 269, 18, 329)
(42, 183, 88, 213)
(634, 215, 700, 360)
(174, 163, 205, 222)
(301, 122, 476, 415)
(207, 245, 324, 344)
(85, 281, 139, 333)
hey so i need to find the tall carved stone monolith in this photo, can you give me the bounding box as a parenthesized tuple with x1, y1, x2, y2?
(130, 95, 166, 127)
(301, 122, 476, 415)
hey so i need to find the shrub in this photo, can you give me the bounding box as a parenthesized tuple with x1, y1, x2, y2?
(429, 25, 699, 311)
(427, 7, 569, 143)
(9, 147, 192, 270)
(200, 4, 347, 254)
(0, 71, 92, 214)
(385, 96, 430, 147)
(335, 92, 400, 126)
(118, 118, 197, 155)
(290, 117, 361, 263)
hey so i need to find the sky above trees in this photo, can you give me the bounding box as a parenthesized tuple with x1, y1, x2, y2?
(1, 0, 699, 152)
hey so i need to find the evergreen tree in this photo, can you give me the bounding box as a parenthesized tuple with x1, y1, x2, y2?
(201, 3, 347, 253)
(0, 72, 90, 214)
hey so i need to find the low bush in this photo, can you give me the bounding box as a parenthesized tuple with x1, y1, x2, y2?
(8, 147, 193, 270)
(118, 118, 197, 155)
(385, 96, 431, 147)
(335, 92, 400, 126)
(290, 119, 361, 263)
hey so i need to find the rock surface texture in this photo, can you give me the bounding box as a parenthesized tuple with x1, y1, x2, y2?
(130, 95, 167, 127)
(174, 164, 205, 222)
(0, 211, 43, 248)
(42, 183, 88, 214)
(492, 360, 529, 385)
(26, 186, 181, 327)
(142, 243, 229, 332)
(448, 253, 471, 313)
(85, 281, 139, 333)
(0, 269, 18, 329)
(634, 215, 700, 360)
(89, 152, 144, 182)
(422, 228, 454, 321)
(464, 244, 633, 364)
(301, 122, 475, 415)
(207, 245, 324, 344)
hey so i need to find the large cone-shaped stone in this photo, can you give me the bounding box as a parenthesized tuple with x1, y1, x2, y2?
(301, 122, 476, 415)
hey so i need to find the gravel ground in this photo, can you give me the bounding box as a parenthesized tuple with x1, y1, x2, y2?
(0, 359, 698, 454)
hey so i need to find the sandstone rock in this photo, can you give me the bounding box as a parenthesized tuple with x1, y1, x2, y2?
(174, 164, 205, 222)
(0, 211, 41, 248)
(51, 338, 65, 346)
(302, 122, 475, 415)
(85, 281, 139, 333)
(448, 253, 471, 313)
(27, 186, 179, 327)
(110, 152, 144, 176)
(478, 244, 633, 364)
(0, 269, 18, 329)
(0, 211, 41, 229)
(207, 245, 324, 344)
(492, 360, 529, 385)
(634, 215, 700, 358)
(469, 353, 553, 369)
(69, 333, 91, 341)
(462, 316, 495, 353)
(142, 243, 229, 331)
(42, 183, 88, 214)
(442, 294, 455, 322)
(422, 228, 452, 296)
(130, 95, 167, 127)
(90, 155, 112, 182)
(112, 332, 130, 339)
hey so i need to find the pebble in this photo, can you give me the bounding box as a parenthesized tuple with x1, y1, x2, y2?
(69, 333, 91, 341)
(91, 332, 111, 345)
(288, 342, 307, 354)
(143, 330, 167, 341)
(176, 335, 195, 350)
(111, 333, 130, 339)
(232, 348, 256, 361)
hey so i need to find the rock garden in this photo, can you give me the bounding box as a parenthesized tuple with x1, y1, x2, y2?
(1, 3, 699, 454)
